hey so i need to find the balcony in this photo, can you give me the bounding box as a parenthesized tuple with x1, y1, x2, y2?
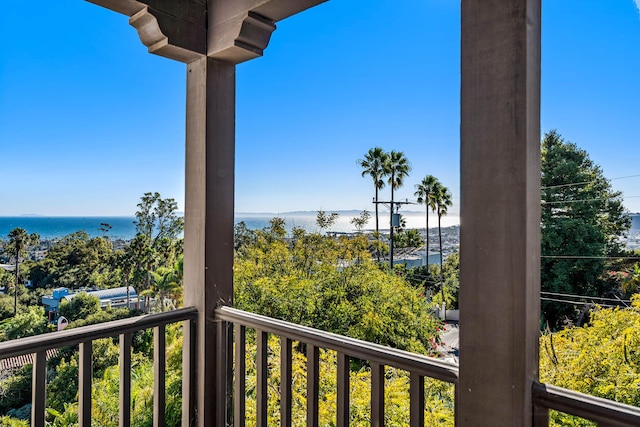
(3, 0, 639, 425)
(2, 305, 640, 426)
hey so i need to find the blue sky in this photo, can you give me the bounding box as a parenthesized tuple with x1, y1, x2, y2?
(1, 1, 639, 217)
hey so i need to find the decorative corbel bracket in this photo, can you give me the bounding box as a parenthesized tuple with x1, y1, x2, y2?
(87, 0, 326, 64)
(206, 0, 327, 64)
(87, 0, 206, 63)
(207, 11, 276, 63)
(129, 6, 205, 63)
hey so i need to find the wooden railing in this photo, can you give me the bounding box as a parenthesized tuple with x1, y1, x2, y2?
(3, 305, 640, 426)
(215, 306, 459, 427)
(533, 382, 640, 427)
(215, 306, 640, 427)
(0, 308, 197, 427)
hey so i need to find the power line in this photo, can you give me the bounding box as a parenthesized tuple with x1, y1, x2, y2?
(541, 291, 630, 304)
(540, 297, 620, 308)
(541, 174, 640, 190)
(542, 195, 640, 205)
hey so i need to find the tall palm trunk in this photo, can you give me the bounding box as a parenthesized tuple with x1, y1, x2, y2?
(13, 255, 19, 316)
(425, 205, 430, 264)
(389, 171, 395, 269)
(374, 186, 379, 235)
(438, 209, 445, 308)
(126, 280, 130, 309)
(375, 187, 381, 262)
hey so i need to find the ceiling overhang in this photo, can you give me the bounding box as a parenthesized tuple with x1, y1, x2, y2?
(87, 0, 326, 64)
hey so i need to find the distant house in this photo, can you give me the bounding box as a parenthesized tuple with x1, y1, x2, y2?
(391, 247, 441, 268)
(42, 286, 139, 321)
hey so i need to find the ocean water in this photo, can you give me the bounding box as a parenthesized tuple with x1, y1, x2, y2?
(0, 211, 461, 240)
(0, 217, 139, 240)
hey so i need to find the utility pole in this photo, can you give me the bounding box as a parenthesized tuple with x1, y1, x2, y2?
(373, 199, 414, 269)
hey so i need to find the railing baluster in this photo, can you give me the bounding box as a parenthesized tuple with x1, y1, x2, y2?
(79, 341, 93, 427)
(234, 324, 246, 427)
(533, 402, 549, 427)
(371, 362, 385, 427)
(410, 372, 424, 427)
(280, 337, 292, 427)
(0, 309, 197, 427)
(216, 320, 233, 427)
(120, 333, 132, 427)
(257, 330, 268, 427)
(31, 350, 47, 427)
(307, 344, 319, 427)
(154, 325, 166, 427)
(337, 352, 350, 427)
(182, 318, 197, 427)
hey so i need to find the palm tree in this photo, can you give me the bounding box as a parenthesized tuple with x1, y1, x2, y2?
(433, 183, 453, 307)
(152, 267, 181, 312)
(385, 150, 411, 267)
(5, 228, 40, 315)
(415, 175, 439, 263)
(358, 147, 389, 235)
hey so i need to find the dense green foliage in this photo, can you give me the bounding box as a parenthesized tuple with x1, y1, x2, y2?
(541, 130, 630, 328)
(540, 297, 640, 425)
(58, 292, 101, 322)
(234, 224, 442, 355)
(393, 228, 423, 248)
(0, 307, 51, 341)
(0, 193, 185, 423)
(27, 232, 117, 290)
(40, 323, 184, 426)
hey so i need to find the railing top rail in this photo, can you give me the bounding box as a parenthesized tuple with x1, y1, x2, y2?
(533, 382, 640, 427)
(215, 306, 459, 384)
(0, 307, 197, 360)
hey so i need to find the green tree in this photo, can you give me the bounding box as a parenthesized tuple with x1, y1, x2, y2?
(541, 130, 630, 328)
(0, 366, 32, 419)
(316, 210, 339, 232)
(126, 193, 183, 305)
(0, 294, 14, 322)
(134, 192, 184, 243)
(4, 228, 39, 315)
(415, 175, 439, 260)
(350, 210, 371, 234)
(0, 306, 51, 341)
(150, 267, 181, 312)
(234, 221, 256, 253)
(540, 296, 640, 426)
(234, 226, 440, 354)
(27, 232, 117, 290)
(265, 217, 286, 240)
(58, 292, 101, 322)
(394, 228, 424, 248)
(430, 251, 460, 309)
(358, 147, 389, 236)
(124, 234, 158, 300)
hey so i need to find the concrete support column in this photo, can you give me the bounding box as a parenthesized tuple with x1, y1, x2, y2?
(458, 0, 541, 426)
(183, 56, 235, 427)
